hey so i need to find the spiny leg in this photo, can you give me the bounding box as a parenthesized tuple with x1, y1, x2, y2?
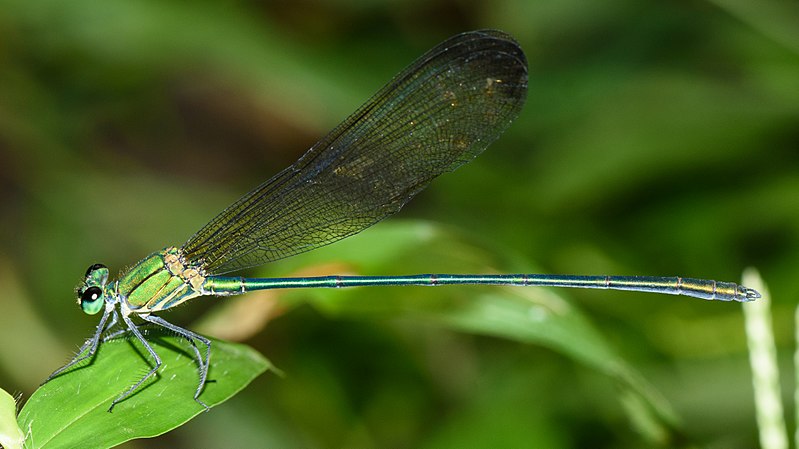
(102, 321, 162, 343)
(101, 328, 131, 343)
(109, 312, 163, 412)
(142, 314, 212, 409)
(101, 322, 141, 343)
(97, 311, 122, 341)
(102, 309, 119, 334)
(45, 306, 116, 383)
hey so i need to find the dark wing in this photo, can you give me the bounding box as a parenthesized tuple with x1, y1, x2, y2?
(181, 29, 528, 274)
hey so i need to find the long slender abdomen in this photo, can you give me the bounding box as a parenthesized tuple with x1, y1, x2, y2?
(203, 273, 758, 302)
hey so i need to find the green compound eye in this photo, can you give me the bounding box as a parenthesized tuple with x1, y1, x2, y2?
(79, 286, 104, 315)
(85, 263, 107, 278)
(84, 263, 109, 285)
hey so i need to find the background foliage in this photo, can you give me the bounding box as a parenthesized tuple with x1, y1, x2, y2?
(1, 0, 797, 447)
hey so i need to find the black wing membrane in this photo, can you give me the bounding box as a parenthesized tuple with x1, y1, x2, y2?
(182, 29, 528, 274)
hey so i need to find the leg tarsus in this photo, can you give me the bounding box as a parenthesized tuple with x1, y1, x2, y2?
(141, 314, 212, 408)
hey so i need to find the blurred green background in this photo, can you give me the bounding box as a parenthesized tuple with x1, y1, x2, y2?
(1, 0, 798, 447)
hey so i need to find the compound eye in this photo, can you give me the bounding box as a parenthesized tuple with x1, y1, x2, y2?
(85, 263, 107, 278)
(79, 286, 104, 315)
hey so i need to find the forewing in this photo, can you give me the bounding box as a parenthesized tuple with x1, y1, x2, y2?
(182, 30, 528, 274)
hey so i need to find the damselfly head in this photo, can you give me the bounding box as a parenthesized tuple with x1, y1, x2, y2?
(77, 263, 109, 315)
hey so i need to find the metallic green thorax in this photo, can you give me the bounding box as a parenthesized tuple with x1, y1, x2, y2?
(116, 247, 205, 313)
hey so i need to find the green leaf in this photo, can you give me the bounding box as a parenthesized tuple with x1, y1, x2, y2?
(0, 387, 24, 449)
(18, 336, 270, 449)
